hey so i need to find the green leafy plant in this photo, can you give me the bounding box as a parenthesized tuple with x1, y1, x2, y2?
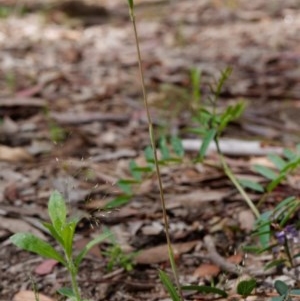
(102, 229, 137, 272)
(248, 196, 300, 270)
(106, 136, 184, 209)
(48, 121, 66, 143)
(43, 106, 67, 143)
(10, 191, 111, 301)
(103, 244, 136, 272)
(239, 144, 300, 194)
(126, 1, 299, 301)
(187, 67, 260, 219)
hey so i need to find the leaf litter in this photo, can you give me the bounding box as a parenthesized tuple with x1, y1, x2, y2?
(0, 0, 299, 300)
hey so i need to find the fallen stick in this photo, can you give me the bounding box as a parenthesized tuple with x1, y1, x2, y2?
(204, 235, 275, 277)
(182, 138, 283, 156)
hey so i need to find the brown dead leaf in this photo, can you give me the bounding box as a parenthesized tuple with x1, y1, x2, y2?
(227, 253, 244, 265)
(0, 97, 46, 107)
(13, 290, 54, 301)
(34, 259, 58, 275)
(1, 217, 46, 239)
(238, 210, 255, 233)
(193, 263, 220, 279)
(50, 111, 129, 125)
(165, 189, 231, 208)
(135, 241, 197, 264)
(0, 145, 33, 162)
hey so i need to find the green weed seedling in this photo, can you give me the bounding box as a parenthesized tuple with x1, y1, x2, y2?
(106, 135, 185, 209)
(240, 144, 300, 271)
(10, 190, 111, 301)
(239, 144, 300, 195)
(248, 196, 300, 270)
(102, 231, 137, 272)
(0, 6, 13, 18)
(43, 106, 67, 144)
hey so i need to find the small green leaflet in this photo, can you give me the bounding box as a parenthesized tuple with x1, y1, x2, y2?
(171, 136, 184, 157)
(238, 178, 264, 193)
(104, 195, 131, 209)
(268, 154, 287, 170)
(253, 165, 278, 180)
(237, 279, 256, 297)
(198, 128, 216, 160)
(159, 136, 170, 160)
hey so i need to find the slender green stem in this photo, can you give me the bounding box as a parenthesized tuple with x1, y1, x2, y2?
(66, 257, 81, 301)
(214, 137, 260, 219)
(128, 5, 183, 300)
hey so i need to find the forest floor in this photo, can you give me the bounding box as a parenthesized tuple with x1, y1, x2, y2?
(0, 0, 300, 300)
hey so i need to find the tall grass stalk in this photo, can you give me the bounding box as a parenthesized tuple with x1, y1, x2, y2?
(127, 0, 183, 299)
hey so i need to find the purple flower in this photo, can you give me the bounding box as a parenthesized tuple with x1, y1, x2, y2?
(275, 224, 299, 245)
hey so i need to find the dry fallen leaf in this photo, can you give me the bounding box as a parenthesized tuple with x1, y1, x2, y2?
(0, 145, 33, 162)
(13, 290, 54, 301)
(1, 217, 46, 239)
(34, 259, 58, 276)
(135, 241, 197, 264)
(238, 210, 255, 233)
(193, 263, 220, 279)
(227, 253, 244, 265)
(165, 189, 231, 208)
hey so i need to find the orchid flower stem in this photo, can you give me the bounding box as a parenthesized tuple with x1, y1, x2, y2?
(128, 3, 183, 300)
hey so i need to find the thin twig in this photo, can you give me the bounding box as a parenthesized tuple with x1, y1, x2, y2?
(204, 235, 275, 277)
